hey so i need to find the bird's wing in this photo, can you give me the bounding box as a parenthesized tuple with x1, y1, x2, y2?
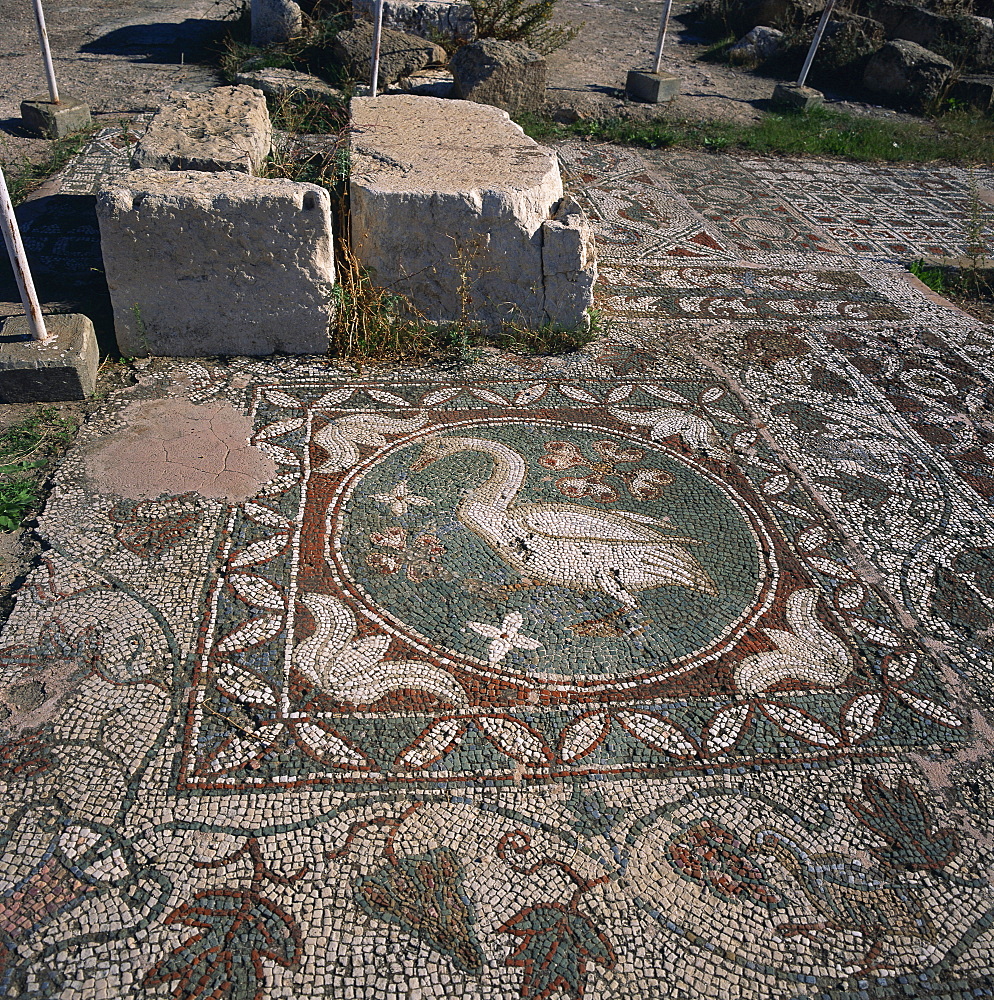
(519, 504, 683, 544)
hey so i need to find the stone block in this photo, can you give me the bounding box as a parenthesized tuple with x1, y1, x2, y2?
(728, 26, 785, 65)
(251, 0, 303, 46)
(772, 81, 824, 110)
(353, 0, 475, 42)
(450, 39, 547, 114)
(131, 87, 272, 175)
(236, 68, 342, 103)
(625, 70, 681, 104)
(0, 314, 98, 402)
(814, 14, 886, 78)
(948, 74, 994, 113)
(863, 39, 953, 110)
(349, 95, 595, 331)
(333, 22, 447, 88)
(96, 170, 335, 357)
(391, 68, 455, 98)
(19, 96, 92, 140)
(875, 2, 994, 72)
(541, 198, 597, 331)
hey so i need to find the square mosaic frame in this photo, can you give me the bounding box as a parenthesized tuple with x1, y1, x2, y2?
(180, 374, 968, 791)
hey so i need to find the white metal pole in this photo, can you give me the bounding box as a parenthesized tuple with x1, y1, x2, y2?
(31, 0, 60, 105)
(0, 164, 50, 343)
(370, 0, 384, 98)
(652, 0, 675, 75)
(796, 0, 837, 89)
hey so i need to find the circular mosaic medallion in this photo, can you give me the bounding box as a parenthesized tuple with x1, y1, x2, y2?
(325, 419, 776, 691)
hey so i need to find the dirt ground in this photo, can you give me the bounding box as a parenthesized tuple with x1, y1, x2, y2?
(0, 0, 912, 177)
(546, 0, 919, 123)
(0, 0, 221, 171)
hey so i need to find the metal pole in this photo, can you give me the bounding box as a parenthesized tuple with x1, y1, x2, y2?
(796, 0, 837, 89)
(370, 0, 384, 98)
(0, 164, 50, 343)
(651, 0, 675, 75)
(31, 0, 60, 105)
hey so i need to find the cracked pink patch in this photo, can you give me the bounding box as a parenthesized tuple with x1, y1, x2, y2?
(81, 397, 277, 501)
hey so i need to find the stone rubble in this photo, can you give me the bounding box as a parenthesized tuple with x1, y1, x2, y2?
(130, 86, 273, 175)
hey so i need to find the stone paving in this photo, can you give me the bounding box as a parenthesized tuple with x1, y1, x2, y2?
(2, 133, 994, 1000)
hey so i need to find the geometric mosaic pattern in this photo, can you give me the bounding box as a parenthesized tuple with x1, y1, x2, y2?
(3, 137, 994, 1000)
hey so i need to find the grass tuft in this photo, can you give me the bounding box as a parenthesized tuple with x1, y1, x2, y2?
(0, 407, 80, 531)
(1, 125, 98, 206)
(516, 106, 994, 164)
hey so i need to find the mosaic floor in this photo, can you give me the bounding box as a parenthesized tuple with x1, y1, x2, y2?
(2, 136, 994, 999)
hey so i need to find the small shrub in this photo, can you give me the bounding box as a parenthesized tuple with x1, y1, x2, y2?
(910, 259, 949, 293)
(469, 0, 580, 54)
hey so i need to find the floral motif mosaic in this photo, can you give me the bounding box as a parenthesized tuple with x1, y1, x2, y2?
(1, 139, 994, 1000)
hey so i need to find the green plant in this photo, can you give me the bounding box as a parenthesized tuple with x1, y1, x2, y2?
(215, 0, 351, 83)
(469, 0, 580, 54)
(0, 407, 80, 532)
(0, 479, 40, 532)
(515, 106, 994, 164)
(910, 259, 949, 293)
(698, 32, 737, 63)
(0, 124, 97, 206)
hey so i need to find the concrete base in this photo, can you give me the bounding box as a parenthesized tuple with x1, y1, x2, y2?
(20, 96, 92, 139)
(772, 82, 824, 111)
(0, 314, 99, 402)
(625, 70, 680, 104)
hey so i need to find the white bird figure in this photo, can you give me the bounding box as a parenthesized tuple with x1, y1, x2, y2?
(313, 412, 430, 473)
(294, 593, 469, 707)
(410, 435, 718, 609)
(609, 406, 731, 461)
(466, 612, 542, 664)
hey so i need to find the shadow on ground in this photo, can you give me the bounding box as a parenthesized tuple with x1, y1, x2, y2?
(80, 18, 227, 64)
(0, 194, 115, 354)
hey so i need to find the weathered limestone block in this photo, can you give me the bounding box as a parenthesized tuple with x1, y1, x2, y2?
(131, 87, 273, 175)
(863, 39, 953, 109)
(333, 22, 447, 88)
(816, 13, 886, 77)
(541, 198, 597, 332)
(450, 39, 547, 114)
(251, 0, 303, 46)
(97, 170, 335, 357)
(236, 68, 342, 102)
(875, 2, 994, 72)
(353, 0, 475, 42)
(349, 96, 595, 331)
(948, 74, 994, 113)
(728, 26, 785, 65)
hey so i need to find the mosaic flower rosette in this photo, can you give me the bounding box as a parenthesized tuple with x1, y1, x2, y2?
(181, 376, 967, 789)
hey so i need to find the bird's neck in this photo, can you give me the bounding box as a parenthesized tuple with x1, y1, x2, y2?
(454, 437, 527, 509)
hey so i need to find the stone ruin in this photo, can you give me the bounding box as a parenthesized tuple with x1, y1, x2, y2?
(716, 0, 994, 111)
(95, 84, 597, 357)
